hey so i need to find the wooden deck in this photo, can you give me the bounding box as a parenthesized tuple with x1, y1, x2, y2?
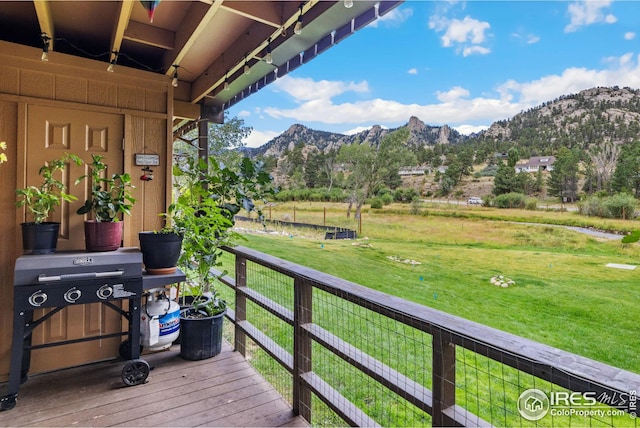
(0, 342, 308, 427)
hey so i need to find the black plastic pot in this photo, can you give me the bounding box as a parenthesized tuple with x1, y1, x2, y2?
(179, 311, 224, 360)
(21, 222, 60, 255)
(139, 231, 183, 275)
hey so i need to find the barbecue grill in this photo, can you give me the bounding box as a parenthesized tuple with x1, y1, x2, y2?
(1, 248, 149, 411)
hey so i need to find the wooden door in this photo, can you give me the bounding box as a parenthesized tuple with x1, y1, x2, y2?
(25, 105, 125, 373)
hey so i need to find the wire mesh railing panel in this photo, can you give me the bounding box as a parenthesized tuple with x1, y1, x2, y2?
(244, 336, 293, 405)
(220, 247, 640, 428)
(311, 287, 433, 426)
(245, 259, 294, 310)
(454, 346, 638, 427)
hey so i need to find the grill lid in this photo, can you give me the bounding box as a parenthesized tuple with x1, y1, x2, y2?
(14, 248, 142, 286)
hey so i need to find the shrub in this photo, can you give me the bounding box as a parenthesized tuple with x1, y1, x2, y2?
(525, 198, 538, 211)
(579, 193, 637, 219)
(493, 192, 526, 209)
(370, 198, 383, 209)
(577, 197, 606, 217)
(603, 193, 637, 219)
(381, 193, 394, 205)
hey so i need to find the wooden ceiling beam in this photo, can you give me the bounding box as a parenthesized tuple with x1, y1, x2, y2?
(110, 0, 134, 56)
(162, 0, 224, 76)
(221, 1, 284, 28)
(124, 21, 175, 50)
(33, 0, 55, 49)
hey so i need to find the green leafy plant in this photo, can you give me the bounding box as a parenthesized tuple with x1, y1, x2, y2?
(16, 154, 83, 223)
(170, 155, 273, 317)
(75, 154, 136, 222)
(0, 141, 7, 165)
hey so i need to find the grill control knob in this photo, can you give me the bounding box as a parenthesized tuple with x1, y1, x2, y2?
(97, 284, 113, 300)
(28, 291, 48, 307)
(64, 287, 82, 303)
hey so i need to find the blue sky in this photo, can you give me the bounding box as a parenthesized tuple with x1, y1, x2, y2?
(228, 0, 640, 148)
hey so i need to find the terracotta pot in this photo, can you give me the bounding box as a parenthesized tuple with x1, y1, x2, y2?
(84, 221, 123, 252)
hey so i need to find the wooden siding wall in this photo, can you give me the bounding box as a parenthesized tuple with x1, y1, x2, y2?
(0, 41, 174, 381)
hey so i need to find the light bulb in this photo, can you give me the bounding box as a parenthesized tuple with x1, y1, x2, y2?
(265, 51, 273, 64)
(41, 51, 49, 62)
(294, 20, 302, 35)
(224, 79, 230, 91)
(344, 0, 353, 7)
(172, 76, 178, 87)
(107, 52, 118, 73)
(244, 63, 250, 75)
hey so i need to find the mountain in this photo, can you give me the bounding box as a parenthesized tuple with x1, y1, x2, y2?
(243, 86, 640, 160)
(247, 116, 467, 159)
(481, 86, 640, 148)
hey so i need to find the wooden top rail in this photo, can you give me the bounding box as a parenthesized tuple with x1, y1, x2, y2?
(223, 245, 640, 399)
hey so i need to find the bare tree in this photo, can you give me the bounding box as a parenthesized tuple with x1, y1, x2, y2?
(589, 141, 620, 192)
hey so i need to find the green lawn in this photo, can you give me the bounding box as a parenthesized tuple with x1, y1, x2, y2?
(230, 202, 640, 374)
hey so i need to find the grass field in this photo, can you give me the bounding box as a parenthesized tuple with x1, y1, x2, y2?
(230, 201, 640, 374)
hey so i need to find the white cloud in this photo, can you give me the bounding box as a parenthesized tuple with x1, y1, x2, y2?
(565, 0, 617, 33)
(498, 53, 640, 106)
(527, 34, 541, 44)
(625, 32, 636, 40)
(462, 45, 491, 57)
(262, 53, 640, 131)
(237, 110, 251, 117)
(273, 75, 369, 101)
(408, 68, 418, 75)
(243, 129, 280, 148)
(455, 124, 489, 135)
(511, 31, 540, 45)
(371, 6, 413, 28)
(429, 15, 491, 56)
(343, 126, 387, 135)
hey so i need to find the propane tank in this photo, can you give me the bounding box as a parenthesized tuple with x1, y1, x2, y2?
(140, 289, 180, 351)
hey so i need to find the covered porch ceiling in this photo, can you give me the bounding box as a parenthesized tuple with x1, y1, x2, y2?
(0, 0, 401, 129)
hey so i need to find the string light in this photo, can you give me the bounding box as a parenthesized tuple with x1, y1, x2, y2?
(224, 71, 230, 91)
(171, 64, 179, 87)
(243, 54, 250, 75)
(107, 51, 118, 72)
(344, 0, 353, 7)
(294, 5, 304, 35)
(40, 33, 50, 62)
(265, 38, 273, 64)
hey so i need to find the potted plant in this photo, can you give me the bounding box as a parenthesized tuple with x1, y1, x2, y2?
(16, 153, 83, 254)
(138, 220, 183, 275)
(173, 155, 273, 360)
(75, 154, 136, 251)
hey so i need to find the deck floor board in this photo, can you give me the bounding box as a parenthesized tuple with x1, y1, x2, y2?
(0, 342, 306, 427)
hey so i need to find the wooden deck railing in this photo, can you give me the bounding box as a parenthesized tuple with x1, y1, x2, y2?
(217, 245, 639, 427)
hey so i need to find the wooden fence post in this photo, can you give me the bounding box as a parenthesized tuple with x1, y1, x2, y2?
(432, 328, 456, 427)
(234, 255, 247, 357)
(293, 277, 312, 422)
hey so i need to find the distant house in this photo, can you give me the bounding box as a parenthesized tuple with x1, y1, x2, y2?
(399, 166, 429, 176)
(515, 156, 556, 173)
(437, 165, 448, 174)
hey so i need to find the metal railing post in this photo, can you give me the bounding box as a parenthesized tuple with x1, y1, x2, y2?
(432, 328, 456, 427)
(234, 255, 247, 356)
(293, 277, 312, 421)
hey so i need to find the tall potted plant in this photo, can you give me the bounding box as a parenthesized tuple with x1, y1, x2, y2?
(16, 154, 83, 254)
(173, 155, 273, 360)
(75, 154, 136, 251)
